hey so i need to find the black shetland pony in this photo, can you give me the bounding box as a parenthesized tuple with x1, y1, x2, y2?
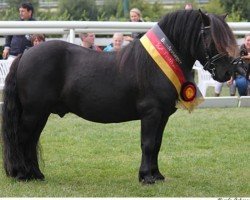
(1, 10, 237, 184)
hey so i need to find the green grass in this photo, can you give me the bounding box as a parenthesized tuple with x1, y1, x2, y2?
(0, 108, 249, 197)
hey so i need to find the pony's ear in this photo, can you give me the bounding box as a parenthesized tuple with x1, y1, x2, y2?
(220, 13, 228, 20)
(199, 9, 210, 27)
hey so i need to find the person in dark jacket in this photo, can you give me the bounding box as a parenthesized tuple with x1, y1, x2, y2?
(124, 8, 145, 42)
(228, 34, 250, 96)
(2, 2, 35, 61)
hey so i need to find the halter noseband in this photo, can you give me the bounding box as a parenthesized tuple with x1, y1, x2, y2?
(200, 25, 227, 78)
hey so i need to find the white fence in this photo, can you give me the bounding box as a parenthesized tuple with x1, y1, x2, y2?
(0, 21, 155, 43)
(0, 21, 250, 44)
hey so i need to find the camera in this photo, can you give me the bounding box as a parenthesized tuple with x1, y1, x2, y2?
(240, 48, 248, 56)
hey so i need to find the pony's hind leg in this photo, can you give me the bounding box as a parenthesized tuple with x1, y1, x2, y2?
(14, 111, 49, 181)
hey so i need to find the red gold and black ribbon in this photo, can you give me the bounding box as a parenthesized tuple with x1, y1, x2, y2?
(140, 24, 204, 112)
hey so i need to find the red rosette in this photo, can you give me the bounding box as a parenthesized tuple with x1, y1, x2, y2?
(180, 82, 196, 102)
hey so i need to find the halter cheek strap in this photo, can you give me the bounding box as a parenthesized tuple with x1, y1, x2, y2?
(204, 54, 227, 76)
(200, 25, 227, 78)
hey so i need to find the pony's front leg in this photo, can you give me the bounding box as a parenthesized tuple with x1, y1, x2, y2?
(139, 108, 166, 184)
(151, 117, 168, 181)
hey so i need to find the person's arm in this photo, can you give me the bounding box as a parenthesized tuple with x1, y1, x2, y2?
(123, 35, 134, 42)
(227, 76, 234, 86)
(242, 53, 250, 64)
(2, 35, 13, 59)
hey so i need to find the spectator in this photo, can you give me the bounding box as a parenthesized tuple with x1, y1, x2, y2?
(184, 3, 193, 10)
(79, 32, 102, 52)
(31, 34, 45, 46)
(103, 33, 124, 52)
(2, 2, 35, 61)
(229, 34, 250, 96)
(24, 34, 45, 52)
(124, 8, 144, 42)
(241, 34, 250, 64)
(214, 81, 236, 97)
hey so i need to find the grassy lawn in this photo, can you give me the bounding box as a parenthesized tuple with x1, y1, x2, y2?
(0, 108, 249, 197)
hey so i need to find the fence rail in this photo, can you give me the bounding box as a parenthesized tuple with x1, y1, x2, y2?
(0, 21, 250, 44)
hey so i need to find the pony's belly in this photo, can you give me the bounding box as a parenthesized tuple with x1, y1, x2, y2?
(74, 103, 139, 123)
(63, 85, 139, 123)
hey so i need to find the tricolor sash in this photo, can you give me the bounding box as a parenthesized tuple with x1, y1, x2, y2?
(140, 24, 204, 112)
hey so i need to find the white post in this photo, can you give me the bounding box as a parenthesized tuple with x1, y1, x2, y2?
(69, 28, 75, 44)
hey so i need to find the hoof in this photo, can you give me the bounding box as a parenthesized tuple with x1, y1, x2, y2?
(15, 168, 45, 181)
(34, 172, 45, 180)
(139, 175, 155, 184)
(31, 167, 45, 180)
(16, 171, 32, 181)
(16, 173, 45, 181)
(153, 172, 165, 181)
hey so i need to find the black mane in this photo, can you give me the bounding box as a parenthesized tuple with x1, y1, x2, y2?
(119, 10, 203, 75)
(158, 10, 202, 58)
(119, 10, 237, 75)
(118, 10, 203, 84)
(158, 10, 237, 57)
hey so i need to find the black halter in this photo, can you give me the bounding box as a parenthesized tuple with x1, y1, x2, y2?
(231, 54, 250, 80)
(201, 25, 249, 80)
(200, 25, 227, 78)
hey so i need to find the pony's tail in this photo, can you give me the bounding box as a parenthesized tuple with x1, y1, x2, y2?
(1, 54, 24, 177)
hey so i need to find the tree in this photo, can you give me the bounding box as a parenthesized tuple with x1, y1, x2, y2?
(37, 9, 71, 21)
(57, 0, 98, 20)
(97, 0, 120, 20)
(220, 0, 250, 21)
(0, 7, 18, 20)
(97, 0, 165, 21)
(202, 0, 224, 15)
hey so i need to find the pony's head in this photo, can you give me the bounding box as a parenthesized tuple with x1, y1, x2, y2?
(197, 10, 238, 82)
(158, 10, 238, 82)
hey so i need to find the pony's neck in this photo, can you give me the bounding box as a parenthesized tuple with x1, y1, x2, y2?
(158, 10, 202, 71)
(167, 35, 197, 73)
